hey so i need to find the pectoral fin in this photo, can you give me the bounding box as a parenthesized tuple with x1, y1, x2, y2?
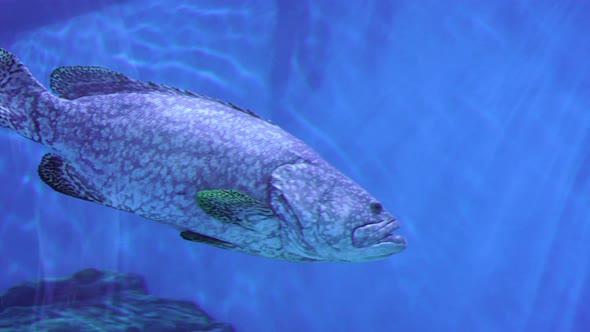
(38, 153, 108, 205)
(196, 189, 276, 229)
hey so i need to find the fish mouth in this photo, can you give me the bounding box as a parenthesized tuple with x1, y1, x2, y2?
(352, 219, 407, 249)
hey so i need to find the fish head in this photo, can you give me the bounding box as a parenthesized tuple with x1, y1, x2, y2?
(270, 161, 407, 262)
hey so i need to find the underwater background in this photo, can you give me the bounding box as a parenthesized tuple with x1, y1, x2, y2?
(1, 0, 589, 331)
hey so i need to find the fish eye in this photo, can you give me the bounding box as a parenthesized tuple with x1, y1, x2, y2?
(370, 202, 383, 214)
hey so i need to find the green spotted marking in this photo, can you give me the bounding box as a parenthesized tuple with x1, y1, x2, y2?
(196, 189, 276, 228)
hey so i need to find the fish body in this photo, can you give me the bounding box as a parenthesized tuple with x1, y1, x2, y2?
(0, 49, 406, 262)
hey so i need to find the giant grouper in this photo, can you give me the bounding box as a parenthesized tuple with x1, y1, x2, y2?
(0, 49, 406, 262)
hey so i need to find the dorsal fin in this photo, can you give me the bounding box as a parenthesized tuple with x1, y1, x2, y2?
(195, 94, 270, 123)
(50, 66, 155, 100)
(49, 66, 271, 123)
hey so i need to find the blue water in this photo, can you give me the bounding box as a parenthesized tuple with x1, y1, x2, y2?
(1, 0, 589, 331)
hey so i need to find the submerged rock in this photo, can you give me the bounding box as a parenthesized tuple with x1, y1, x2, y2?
(0, 268, 233, 332)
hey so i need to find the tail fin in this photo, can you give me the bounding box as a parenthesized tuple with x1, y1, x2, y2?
(0, 48, 51, 142)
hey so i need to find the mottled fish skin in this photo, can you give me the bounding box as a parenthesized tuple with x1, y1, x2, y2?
(0, 49, 407, 262)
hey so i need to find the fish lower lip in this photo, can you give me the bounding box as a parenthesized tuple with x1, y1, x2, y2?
(352, 219, 404, 247)
(380, 233, 407, 245)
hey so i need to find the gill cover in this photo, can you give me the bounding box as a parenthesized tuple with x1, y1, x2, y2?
(270, 161, 335, 260)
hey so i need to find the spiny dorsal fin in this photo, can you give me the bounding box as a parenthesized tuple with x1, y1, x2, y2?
(191, 93, 270, 123)
(49, 66, 272, 123)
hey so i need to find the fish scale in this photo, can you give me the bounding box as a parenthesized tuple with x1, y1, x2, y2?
(0, 48, 407, 262)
